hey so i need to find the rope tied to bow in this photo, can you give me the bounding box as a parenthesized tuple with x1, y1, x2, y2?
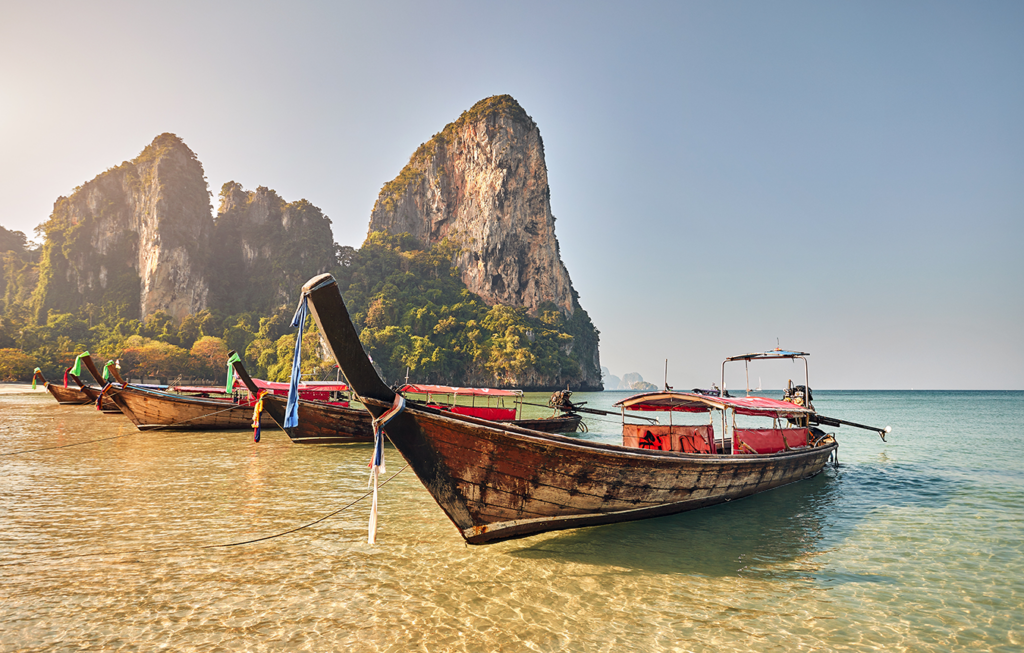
(368, 393, 406, 544)
(96, 382, 113, 411)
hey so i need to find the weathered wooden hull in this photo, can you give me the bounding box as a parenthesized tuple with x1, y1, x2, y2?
(297, 272, 839, 544)
(366, 397, 837, 543)
(261, 394, 374, 444)
(44, 383, 92, 405)
(513, 414, 582, 433)
(109, 385, 271, 431)
(259, 394, 582, 445)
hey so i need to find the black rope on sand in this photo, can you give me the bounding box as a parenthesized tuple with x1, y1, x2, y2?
(0, 464, 410, 567)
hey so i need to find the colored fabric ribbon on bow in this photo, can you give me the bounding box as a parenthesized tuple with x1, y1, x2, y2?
(367, 393, 406, 544)
(225, 352, 242, 394)
(96, 382, 113, 411)
(102, 361, 114, 382)
(32, 367, 41, 390)
(70, 351, 90, 378)
(63, 367, 71, 388)
(251, 391, 266, 442)
(283, 294, 308, 429)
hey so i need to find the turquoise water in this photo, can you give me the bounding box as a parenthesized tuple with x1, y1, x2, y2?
(1, 388, 1021, 651)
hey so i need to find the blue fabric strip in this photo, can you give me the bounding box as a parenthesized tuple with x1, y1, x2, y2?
(284, 295, 308, 429)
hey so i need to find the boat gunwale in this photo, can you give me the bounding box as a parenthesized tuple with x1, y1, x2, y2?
(362, 395, 835, 465)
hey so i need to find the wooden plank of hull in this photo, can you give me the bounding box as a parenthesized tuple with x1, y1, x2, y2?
(261, 394, 374, 444)
(369, 399, 837, 543)
(45, 383, 92, 405)
(108, 385, 272, 431)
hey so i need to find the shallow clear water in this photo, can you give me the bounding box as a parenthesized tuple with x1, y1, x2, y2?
(1, 389, 1021, 651)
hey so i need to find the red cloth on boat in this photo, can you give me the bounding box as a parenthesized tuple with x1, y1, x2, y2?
(732, 428, 808, 454)
(622, 424, 714, 453)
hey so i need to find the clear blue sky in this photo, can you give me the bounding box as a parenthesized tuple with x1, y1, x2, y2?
(2, 1, 1021, 389)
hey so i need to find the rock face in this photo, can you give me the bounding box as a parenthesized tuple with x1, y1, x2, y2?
(367, 95, 601, 387)
(35, 133, 212, 323)
(208, 183, 337, 316)
(368, 95, 576, 317)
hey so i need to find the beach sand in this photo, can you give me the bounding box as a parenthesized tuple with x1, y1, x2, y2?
(0, 383, 48, 395)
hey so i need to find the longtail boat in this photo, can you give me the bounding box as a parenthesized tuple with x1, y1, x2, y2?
(72, 354, 122, 413)
(295, 272, 885, 544)
(228, 356, 370, 444)
(107, 383, 270, 431)
(108, 356, 355, 432)
(32, 368, 92, 405)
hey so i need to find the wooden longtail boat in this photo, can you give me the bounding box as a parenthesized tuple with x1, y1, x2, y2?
(107, 383, 271, 431)
(227, 358, 371, 444)
(73, 354, 122, 413)
(32, 369, 92, 405)
(108, 359, 356, 432)
(298, 273, 842, 544)
(70, 377, 121, 413)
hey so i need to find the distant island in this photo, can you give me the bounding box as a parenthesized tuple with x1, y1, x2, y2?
(0, 96, 602, 390)
(602, 367, 659, 391)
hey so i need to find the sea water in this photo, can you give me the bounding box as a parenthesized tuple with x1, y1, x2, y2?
(1, 388, 1021, 651)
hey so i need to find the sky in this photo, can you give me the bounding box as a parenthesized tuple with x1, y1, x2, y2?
(1, 1, 1021, 390)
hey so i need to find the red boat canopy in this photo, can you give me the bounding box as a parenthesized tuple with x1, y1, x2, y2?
(398, 384, 522, 398)
(614, 391, 815, 417)
(242, 379, 350, 392)
(174, 385, 232, 394)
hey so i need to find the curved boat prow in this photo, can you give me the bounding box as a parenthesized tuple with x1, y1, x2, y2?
(302, 274, 396, 407)
(227, 351, 261, 395)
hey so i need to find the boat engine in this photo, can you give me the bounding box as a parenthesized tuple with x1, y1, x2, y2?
(783, 380, 814, 411)
(549, 389, 575, 412)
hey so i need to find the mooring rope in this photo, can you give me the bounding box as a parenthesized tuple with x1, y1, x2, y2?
(0, 400, 254, 456)
(0, 464, 409, 567)
(0, 430, 142, 456)
(135, 399, 256, 431)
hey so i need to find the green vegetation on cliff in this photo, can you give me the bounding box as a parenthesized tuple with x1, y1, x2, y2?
(208, 182, 337, 317)
(0, 225, 599, 390)
(331, 231, 598, 389)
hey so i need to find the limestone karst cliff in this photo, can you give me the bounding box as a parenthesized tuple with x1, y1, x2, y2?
(208, 182, 336, 317)
(369, 95, 577, 316)
(367, 95, 601, 387)
(34, 133, 212, 323)
(30, 135, 336, 328)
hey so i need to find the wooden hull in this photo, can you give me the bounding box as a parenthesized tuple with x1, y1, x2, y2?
(44, 383, 92, 405)
(109, 385, 272, 431)
(260, 394, 582, 445)
(367, 397, 837, 543)
(297, 272, 839, 544)
(513, 414, 582, 433)
(262, 394, 375, 444)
